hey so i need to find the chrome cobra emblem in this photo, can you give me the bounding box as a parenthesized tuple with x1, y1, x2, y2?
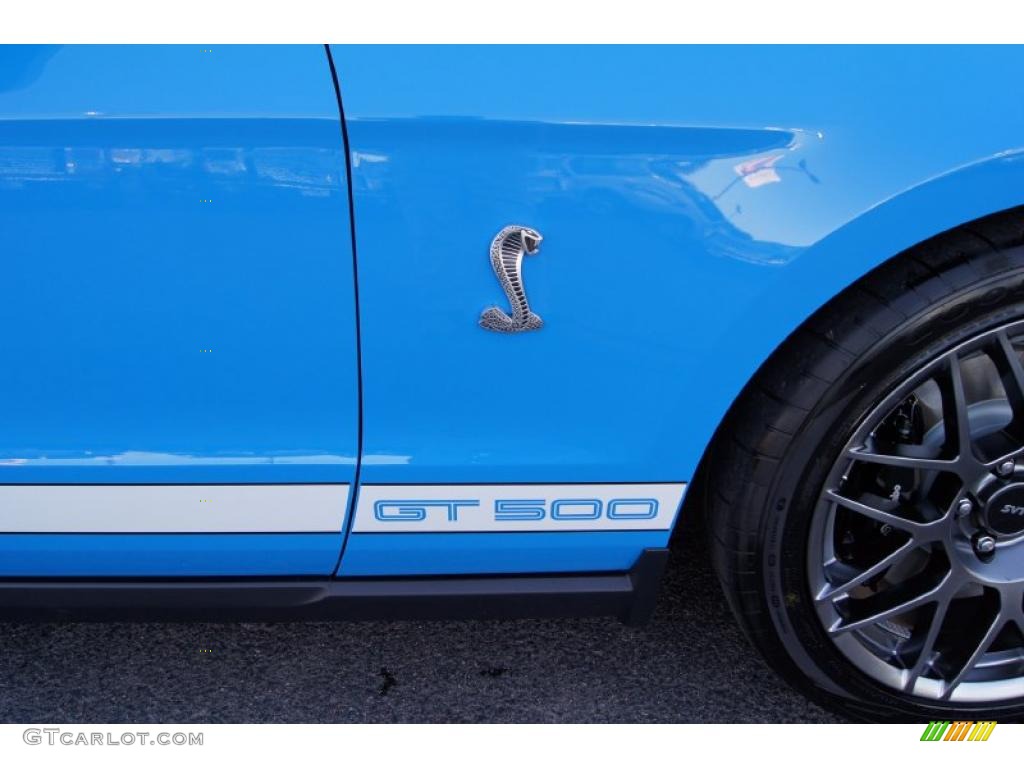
(479, 225, 544, 333)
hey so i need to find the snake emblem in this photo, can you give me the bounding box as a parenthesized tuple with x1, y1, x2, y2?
(479, 225, 544, 333)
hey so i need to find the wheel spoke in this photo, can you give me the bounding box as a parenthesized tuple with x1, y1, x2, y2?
(939, 612, 1005, 700)
(992, 331, 1024, 422)
(937, 352, 975, 463)
(818, 540, 918, 602)
(902, 596, 952, 693)
(845, 447, 956, 473)
(1005, 596, 1024, 642)
(828, 571, 953, 636)
(823, 489, 936, 538)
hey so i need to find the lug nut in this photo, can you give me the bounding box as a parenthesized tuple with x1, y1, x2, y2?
(957, 498, 974, 517)
(998, 460, 1016, 477)
(974, 534, 997, 556)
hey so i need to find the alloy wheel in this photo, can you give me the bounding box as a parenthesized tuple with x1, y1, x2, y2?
(810, 320, 1024, 703)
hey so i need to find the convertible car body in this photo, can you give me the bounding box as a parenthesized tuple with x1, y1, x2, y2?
(3, 44, 1024, 720)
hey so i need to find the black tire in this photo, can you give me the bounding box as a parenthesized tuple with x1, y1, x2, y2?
(707, 207, 1024, 722)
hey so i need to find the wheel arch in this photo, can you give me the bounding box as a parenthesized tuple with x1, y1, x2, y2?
(678, 152, 1024, 530)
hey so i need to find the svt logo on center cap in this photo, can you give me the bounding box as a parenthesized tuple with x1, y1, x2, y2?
(983, 483, 1024, 536)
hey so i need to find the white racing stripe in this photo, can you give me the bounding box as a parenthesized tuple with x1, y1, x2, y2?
(0, 484, 350, 533)
(353, 483, 686, 533)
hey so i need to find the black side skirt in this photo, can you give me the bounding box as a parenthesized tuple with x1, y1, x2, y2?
(0, 548, 670, 626)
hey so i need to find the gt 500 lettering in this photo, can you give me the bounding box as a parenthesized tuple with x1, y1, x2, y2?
(354, 484, 685, 532)
(373, 500, 480, 522)
(495, 498, 658, 521)
(374, 497, 658, 523)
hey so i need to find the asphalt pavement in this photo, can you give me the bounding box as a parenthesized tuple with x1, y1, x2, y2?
(0, 513, 840, 723)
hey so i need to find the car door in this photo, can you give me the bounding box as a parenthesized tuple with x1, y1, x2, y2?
(0, 45, 359, 576)
(330, 45, 690, 576)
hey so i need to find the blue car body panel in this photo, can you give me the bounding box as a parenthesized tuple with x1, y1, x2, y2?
(0, 533, 341, 577)
(337, 531, 670, 577)
(4, 44, 1024, 582)
(0, 45, 359, 575)
(328, 44, 1024, 574)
